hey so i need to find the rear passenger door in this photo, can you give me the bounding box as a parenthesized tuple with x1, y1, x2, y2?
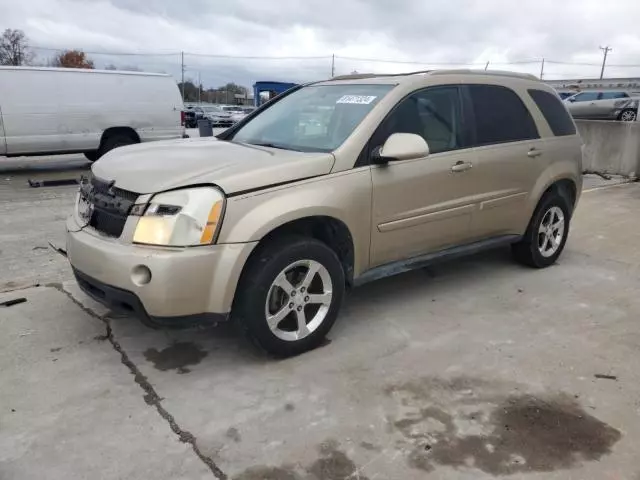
(463, 84, 544, 239)
(597, 91, 629, 119)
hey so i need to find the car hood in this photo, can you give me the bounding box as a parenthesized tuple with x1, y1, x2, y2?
(91, 138, 335, 195)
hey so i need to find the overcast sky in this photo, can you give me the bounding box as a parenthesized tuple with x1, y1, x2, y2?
(3, 0, 640, 88)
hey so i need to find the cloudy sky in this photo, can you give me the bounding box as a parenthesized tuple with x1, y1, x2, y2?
(3, 0, 640, 89)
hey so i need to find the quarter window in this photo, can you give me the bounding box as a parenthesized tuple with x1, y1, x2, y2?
(467, 85, 539, 146)
(528, 89, 576, 137)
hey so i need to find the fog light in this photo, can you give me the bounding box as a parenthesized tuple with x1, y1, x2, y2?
(131, 265, 152, 286)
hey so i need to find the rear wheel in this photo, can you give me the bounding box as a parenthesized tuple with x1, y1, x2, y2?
(233, 237, 345, 357)
(512, 191, 571, 268)
(97, 132, 137, 159)
(619, 109, 637, 122)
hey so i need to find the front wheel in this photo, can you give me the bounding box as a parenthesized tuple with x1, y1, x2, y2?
(512, 192, 571, 268)
(233, 237, 345, 357)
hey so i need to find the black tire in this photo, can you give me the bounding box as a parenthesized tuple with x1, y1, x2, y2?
(84, 151, 99, 162)
(97, 132, 137, 159)
(512, 191, 571, 268)
(618, 108, 637, 122)
(233, 236, 345, 357)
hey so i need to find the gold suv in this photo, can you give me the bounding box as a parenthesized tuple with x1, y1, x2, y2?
(67, 70, 583, 356)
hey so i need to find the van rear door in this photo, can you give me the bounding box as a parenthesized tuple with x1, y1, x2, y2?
(0, 105, 6, 155)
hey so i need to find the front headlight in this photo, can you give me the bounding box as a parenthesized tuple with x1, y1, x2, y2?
(132, 187, 224, 247)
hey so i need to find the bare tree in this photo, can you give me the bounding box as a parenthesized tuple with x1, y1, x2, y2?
(0, 29, 32, 66)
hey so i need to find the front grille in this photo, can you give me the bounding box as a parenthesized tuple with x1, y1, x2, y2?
(84, 176, 139, 238)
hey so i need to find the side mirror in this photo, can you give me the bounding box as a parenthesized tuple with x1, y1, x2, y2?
(373, 133, 430, 164)
(568, 98, 576, 102)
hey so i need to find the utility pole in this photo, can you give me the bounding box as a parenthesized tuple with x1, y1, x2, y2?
(484, 61, 489, 71)
(540, 58, 545, 80)
(180, 51, 185, 102)
(599, 46, 612, 80)
(331, 54, 335, 77)
(197, 71, 201, 104)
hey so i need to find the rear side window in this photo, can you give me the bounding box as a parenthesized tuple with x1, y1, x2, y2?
(601, 91, 629, 99)
(467, 85, 539, 146)
(528, 89, 577, 137)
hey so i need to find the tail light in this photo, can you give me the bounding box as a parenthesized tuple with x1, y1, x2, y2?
(180, 111, 185, 126)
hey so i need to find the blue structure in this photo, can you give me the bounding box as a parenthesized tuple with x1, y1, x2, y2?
(253, 81, 299, 107)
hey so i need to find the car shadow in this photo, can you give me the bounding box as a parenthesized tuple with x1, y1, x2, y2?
(108, 246, 523, 372)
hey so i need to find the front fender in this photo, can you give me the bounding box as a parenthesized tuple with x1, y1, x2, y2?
(217, 168, 373, 276)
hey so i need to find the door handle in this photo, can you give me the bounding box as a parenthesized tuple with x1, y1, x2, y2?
(451, 161, 473, 173)
(527, 148, 542, 158)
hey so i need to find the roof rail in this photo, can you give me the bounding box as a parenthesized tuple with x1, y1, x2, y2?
(428, 69, 539, 80)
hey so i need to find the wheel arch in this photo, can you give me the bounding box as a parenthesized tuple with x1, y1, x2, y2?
(237, 215, 356, 287)
(520, 170, 580, 235)
(100, 126, 140, 146)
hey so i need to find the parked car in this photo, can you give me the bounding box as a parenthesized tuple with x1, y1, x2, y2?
(67, 69, 582, 356)
(564, 90, 639, 121)
(183, 109, 198, 128)
(0, 66, 184, 160)
(195, 105, 234, 127)
(557, 92, 576, 100)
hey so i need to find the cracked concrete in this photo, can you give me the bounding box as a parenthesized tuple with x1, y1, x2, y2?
(2, 157, 640, 479)
(0, 286, 212, 480)
(53, 283, 228, 479)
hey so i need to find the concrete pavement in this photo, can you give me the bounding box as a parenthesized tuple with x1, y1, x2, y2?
(1, 157, 640, 478)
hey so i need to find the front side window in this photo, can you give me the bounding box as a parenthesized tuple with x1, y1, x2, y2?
(230, 84, 394, 152)
(372, 86, 465, 154)
(467, 84, 539, 146)
(572, 92, 600, 102)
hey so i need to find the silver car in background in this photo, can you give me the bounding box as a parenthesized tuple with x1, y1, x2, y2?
(564, 90, 639, 121)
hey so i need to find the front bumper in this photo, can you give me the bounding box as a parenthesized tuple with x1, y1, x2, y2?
(66, 216, 257, 326)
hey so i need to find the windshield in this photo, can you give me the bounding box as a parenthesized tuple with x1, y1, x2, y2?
(230, 84, 394, 152)
(222, 106, 243, 112)
(201, 106, 221, 112)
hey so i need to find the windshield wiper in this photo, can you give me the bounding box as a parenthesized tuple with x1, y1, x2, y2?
(250, 142, 302, 152)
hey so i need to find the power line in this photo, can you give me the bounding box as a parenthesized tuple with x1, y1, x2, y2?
(31, 46, 180, 56)
(26, 46, 640, 69)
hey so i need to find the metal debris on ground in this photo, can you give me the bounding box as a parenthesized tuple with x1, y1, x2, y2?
(583, 170, 612, 181)
(48, 241, 67, 257)
(1, 297, 27, 308)
(28, 178, 79, 188)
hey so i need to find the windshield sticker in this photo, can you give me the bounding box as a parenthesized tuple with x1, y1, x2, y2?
(336, 95, 378, 105)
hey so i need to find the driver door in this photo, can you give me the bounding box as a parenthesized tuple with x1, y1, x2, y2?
(369, 86, 480, 267)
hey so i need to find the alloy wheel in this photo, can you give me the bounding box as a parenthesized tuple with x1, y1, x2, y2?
(538, 206, 565, 258)
(264, 260, 333, 342)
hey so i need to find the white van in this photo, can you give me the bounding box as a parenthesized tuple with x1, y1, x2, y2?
(0, 66, 184, 160)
